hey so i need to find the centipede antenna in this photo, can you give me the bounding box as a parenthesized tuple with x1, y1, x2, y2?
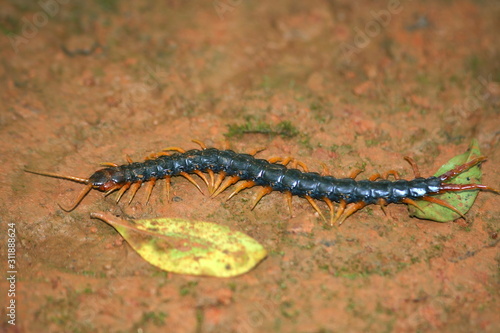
(24, 169, 89, 184)
(58, 184, 93, 212)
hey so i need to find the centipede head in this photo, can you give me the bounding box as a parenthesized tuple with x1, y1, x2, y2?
(24, 167, 125, 211)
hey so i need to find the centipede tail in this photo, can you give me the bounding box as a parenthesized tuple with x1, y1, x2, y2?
(25, 143, 499, 224)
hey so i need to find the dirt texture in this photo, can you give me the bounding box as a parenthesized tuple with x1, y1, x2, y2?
(1, 1, 499, 332)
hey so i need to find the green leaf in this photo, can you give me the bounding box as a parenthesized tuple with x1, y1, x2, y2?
(408, 139, 483, 222)
(90, 212, 267, 277)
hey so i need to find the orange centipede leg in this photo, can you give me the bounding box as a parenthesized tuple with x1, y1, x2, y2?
(164, 176, 171, 202)
(369, 173, 382, 181)
(420, 196, 465, 219)
(337, 201, 366, 225)
(115, 183, 131, 203)
(285, 191, 293, 216)
(127, 182, 142, 204)
(305, 196, 326, 222)
(227, 180, 256, 200)
(348, 168, 363, 179)
(383, 170, 400, 180)
(404, 156, 421, 178)
(143, 179, 156, 204)
(251, 186, 273, 210)
(162, 147, 186, 153)
(193, 170, 210, 189)
(323, 197, 335, 225)
(179, 172, 203, 194)
(100, 162, 119, 167)
(401, 198, 425, 213)
(212, 175, 239, 198)
(192, 139, 207, 149)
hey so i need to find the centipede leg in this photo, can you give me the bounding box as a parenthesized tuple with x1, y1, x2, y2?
(285, 191, 293, 215)
(401, 198, 425, 213)
(207, 169, 216, 192)
(404, 156, 421, 178)
(305, 196, 326, 222)
(164, 176, 171, 202)
(294, 160, 309, 172)
(100, 162, 119, 167)
(323, 197, 335, 225)
(212, 171, 226, 194)
(337, 202, 366, 225)
(193, 170, 210, 190)
(248, 147, 266, 156)
(179, 172, 203, 194)
(227, 180, 256, 200)
(192, 139, 207, 149)
(320, 163, 331, 176)
(212, 175, 239, 198)
(143, 179, 156, 204)
(377, 198, 388, 216)
(421, 196, 465, 219)
(383, 170, 400, 180)
(369, 173, 382, 181)
(333, 200, 347, 224)
(268, 156, 292, 166)
(162, 147, 186, 153)
(115, 183, 131, 202)
(348, 168, 363, 179)
(127, 182, 142, 204)
(251, 186, 273, 210)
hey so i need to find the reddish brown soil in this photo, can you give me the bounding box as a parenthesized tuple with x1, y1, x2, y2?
(1, 1, 499, 332)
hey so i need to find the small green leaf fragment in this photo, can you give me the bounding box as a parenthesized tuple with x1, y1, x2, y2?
(90, 212, 267, 277)
(409, 139, 483, 222)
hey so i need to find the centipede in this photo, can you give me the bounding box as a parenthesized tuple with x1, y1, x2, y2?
(25, 140, 498, 224)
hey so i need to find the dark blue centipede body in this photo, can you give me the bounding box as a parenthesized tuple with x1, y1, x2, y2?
(90, 148, 444, 206)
